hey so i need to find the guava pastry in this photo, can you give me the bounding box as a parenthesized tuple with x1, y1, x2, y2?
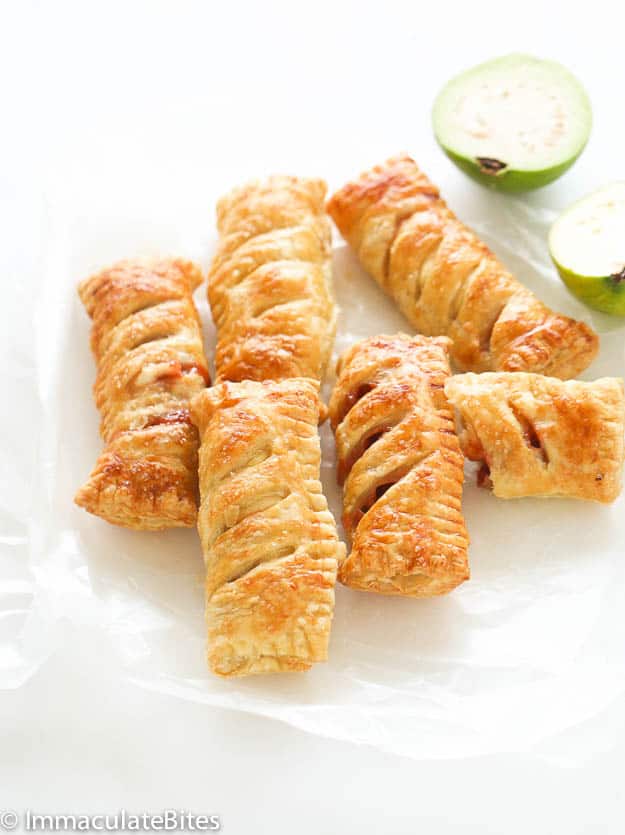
(445, 372, 625, 502)
(327, 154, 599, 378)
(190, 378, 344, 677)
(74, 257, 210, 529)
(208, 175, 337, 383)
(328, 333, 469, 597)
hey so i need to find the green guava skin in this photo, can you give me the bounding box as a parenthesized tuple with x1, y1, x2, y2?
(552, 262, 625, 316)
(438, 145, 587, 193)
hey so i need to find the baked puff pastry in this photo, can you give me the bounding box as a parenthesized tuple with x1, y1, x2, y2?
(208, 175, 336, 383)
(74, 257, 210, 530)
(190, 378, 344, 677)
(328, 334, 469, 597)
(445, 372, 625, 503)
(327, 154, 598, 378)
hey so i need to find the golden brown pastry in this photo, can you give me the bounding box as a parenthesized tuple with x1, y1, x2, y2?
(328, 334, 469, 597)
(190, 378, 344, 677)
(445, 372, 625, 502)
(74, 257, 210, 529)
(208, 175, 336, 383)
(327, 154, 598, 378)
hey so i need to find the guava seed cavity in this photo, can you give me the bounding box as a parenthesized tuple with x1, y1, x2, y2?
(476, 157, 507, 175)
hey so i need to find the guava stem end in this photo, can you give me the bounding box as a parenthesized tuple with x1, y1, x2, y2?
(476, 157, 508, 176)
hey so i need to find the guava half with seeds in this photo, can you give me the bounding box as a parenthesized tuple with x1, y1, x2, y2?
(432, 54, 592, 192)
(549, 183, 625, 316)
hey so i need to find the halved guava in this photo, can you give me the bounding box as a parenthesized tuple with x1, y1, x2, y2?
(549, 183, 625, 316)
(432, 54, 592, 192)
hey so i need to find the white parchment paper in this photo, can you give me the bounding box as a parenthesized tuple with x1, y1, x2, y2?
(6, 160, 625, 761)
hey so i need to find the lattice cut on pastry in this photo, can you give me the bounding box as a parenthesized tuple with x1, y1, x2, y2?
(74, 257, 209, 529)
(328, 333, 469, 597)
(208, 175, 337, 383)
(190, 378, 344, 677)
(445, 372, 625, 502)
(327, 154, 599, 378)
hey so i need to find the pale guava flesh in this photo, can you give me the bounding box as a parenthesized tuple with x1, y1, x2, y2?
(550, 183, 625, 316)
(432, 54, 592, 192)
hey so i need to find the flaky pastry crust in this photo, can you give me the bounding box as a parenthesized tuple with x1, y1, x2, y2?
(190, 378, 344, 677)
(328, 334, 469, 597)
(445, 372, 625, 502)
(208, 176, 337, 383)
(327, 154, 598, 378)
(74, 257, 210, 529)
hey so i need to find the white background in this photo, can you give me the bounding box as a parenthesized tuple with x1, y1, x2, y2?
(2, 0, 625, 831)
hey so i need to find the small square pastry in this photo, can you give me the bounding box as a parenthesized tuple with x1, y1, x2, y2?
(445, 372, 625, 502)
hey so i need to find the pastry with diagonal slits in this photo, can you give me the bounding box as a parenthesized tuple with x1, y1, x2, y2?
(445, 372, 625, 502)
(74, 257, 210, 529)
(190, 378, 344, 677)
(208, 175, 336, 383)
(328, 334, 469, 597)
(327, 154, 599, 378)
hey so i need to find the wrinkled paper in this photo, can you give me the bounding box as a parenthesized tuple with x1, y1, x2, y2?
(5, 162, 625, 761)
